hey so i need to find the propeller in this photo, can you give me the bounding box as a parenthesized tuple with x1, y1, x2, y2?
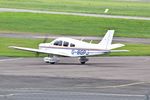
(35, 52, 40, 57)
(43, 37, 48, 43)
(35, 34, 49, 57)
(42, 34, 49, 43)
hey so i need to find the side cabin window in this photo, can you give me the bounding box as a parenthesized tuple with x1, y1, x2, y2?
(53, 40, 62, 46)
(70, 43, 75, 47)
(63, 41, 69, 47)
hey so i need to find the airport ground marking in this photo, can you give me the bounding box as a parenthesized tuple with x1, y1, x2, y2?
(0, 90, 145, 97)
(0, 58, 23, 62)
(95, 81, 146, 89)
(0, 94, 15, 97)
(0, 81, 146, 92)
(0, 8, 150, 20)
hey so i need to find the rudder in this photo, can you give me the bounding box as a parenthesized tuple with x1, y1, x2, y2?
(98, 30, 114, 49)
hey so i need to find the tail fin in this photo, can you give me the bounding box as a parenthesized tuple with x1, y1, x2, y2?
(98, 30, 114, 49)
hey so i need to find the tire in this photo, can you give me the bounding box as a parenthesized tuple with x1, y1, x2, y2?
(50, 62, 55, 64)
(81, 62, 85, 64)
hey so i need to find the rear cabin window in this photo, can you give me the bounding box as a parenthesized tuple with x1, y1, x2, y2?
(70, 43, 75, 47)
(63, 41, 69, 47)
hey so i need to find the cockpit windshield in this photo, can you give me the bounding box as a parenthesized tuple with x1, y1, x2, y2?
(53, 40, 62, 46)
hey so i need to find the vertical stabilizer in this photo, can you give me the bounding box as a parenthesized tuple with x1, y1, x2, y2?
(98, 30, 114, 49)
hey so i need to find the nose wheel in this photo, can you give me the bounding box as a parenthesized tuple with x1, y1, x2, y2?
(79, 57, 89, 64)
(44, 56, 59, 64)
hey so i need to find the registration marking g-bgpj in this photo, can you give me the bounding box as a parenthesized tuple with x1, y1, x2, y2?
(71, 49, 89, 55)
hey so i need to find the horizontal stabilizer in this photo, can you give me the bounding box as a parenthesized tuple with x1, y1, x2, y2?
(110, 50, 129, 52)
(109, 43, 125, 50)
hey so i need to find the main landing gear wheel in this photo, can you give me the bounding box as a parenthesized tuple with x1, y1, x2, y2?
(44, 55, 59, 64)
(81, 62, 85, 64)
(79, 57, 89, 64)
(50, 62, 55, 64)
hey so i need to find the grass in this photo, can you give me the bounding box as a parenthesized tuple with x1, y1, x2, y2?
(0, 37, 150, 57)
(0, 37, 44, 57)
(110, 43, 150, 56)
(0, 12, 150, 38)
(0, 0, 150, 17)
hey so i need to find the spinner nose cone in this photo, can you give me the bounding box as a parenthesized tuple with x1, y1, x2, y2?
(39, 43, 45, 46)
(39, 43, 50, 49)
(39, 43, 46, 49)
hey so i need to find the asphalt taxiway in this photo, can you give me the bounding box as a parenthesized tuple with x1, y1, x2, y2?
(0, 57, 150, 100)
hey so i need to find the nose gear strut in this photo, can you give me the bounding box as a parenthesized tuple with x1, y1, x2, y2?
(44, 55, 59, 64)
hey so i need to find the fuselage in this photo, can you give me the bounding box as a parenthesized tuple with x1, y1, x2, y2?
(39, 37, 110, 57)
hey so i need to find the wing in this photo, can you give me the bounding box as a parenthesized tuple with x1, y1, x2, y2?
(9, 46, 69, 56)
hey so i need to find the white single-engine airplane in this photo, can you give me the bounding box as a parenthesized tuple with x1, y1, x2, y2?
(9, 30, 128, 64)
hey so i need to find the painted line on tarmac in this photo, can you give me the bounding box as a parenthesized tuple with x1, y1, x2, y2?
(0, 58, 23, 62)
(0, 8, 150, 20)
(0, 94, 15, 97)
(85, 93, 145, 97)
(77, 92, 145, 97)
(0, 81, 146, 92)
(0, 91, 145, 97)
(95, 81, 146, 89)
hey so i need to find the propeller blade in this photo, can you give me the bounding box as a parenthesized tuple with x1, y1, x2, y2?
(43, 38, 48, 43)
(42, 35, 49, 43)
(35, 52, 40, 57)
